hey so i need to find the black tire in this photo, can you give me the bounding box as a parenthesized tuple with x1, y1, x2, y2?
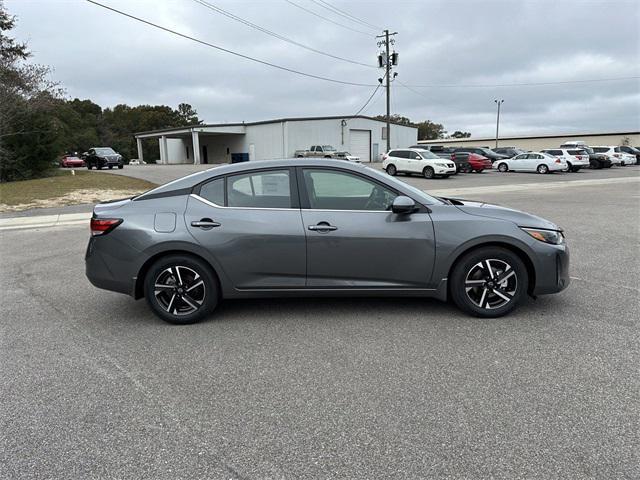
(572, 167, 581, 172)
(108, 165, 113, 169)
(566, 161, 572, 172)
(423, 166, 435, 179)
(537, 164, 549, 174)
(386, 164, 397, 176)
(144, 254, 219, 325)
(442, 174, 450, 179)
(450, 246, 528, 318)
(476, 169, 484, 173)
(87, 163, 92, 170)
(118, 164, 124, 169)
(497, 163, 508, 172)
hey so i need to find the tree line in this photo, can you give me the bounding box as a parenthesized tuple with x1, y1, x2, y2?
(374, 115, 471, 140)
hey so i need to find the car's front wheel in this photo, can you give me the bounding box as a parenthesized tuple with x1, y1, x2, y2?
(144, 255, 219, 324)
(423, 166, 435, 179)
(450, 247, 528, 318)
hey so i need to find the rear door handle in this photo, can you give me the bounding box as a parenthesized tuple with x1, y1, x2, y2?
(308, 223, 337, 232)
(191, 219, 221, 229)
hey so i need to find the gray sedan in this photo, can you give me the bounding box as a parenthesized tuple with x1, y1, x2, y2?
(86, 159, 569, 324)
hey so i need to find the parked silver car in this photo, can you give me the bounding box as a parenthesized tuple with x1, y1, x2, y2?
(86, 159, 570, 324)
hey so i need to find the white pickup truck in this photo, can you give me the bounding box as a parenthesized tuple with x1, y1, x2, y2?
(294, 145, 360, 162)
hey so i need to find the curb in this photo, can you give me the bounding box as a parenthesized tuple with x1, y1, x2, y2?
(0, 212, 91, 231)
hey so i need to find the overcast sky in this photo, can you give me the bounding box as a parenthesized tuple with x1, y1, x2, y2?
(7, 0, 640, 137)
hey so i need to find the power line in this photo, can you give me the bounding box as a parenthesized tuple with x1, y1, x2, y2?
(192, 0, 375, 68)
(353, 75, 385, 116)
(283, 0, 373, 37)
(86, 0, 378, 87)
(400, 76, 640, 89)
(308, 0, 381, 31)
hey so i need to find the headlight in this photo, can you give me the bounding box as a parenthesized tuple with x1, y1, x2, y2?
(521, 227, 565, 245)
(435, 163, 447, 167)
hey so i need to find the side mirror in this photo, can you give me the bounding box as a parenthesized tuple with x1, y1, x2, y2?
(391, 196, 417, 214)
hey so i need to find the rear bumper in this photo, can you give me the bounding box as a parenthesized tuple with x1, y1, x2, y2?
(85, 236, 142, 296)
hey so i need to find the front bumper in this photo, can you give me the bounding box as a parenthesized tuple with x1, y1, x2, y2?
(435, 165, 457, 174)
(532, 242, 570, 295)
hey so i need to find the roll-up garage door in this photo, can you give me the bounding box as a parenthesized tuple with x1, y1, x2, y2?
(349, 129, 371, 162)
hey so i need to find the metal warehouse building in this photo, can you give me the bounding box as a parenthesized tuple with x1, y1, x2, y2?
(418, 131, 640, 151)
(134, 115, 418, 164)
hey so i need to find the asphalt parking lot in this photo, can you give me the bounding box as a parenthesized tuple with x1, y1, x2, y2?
(1, 170, 639, 479)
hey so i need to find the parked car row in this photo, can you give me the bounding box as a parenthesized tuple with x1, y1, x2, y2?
(382, 140, 638, 179)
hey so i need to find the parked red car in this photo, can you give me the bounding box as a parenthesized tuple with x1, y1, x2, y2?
(60, 155, 85, 168)
(451, 152, 492, 172)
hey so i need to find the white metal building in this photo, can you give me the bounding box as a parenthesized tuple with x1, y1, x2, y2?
(417, 131, 640, 151)
(134, 115, 418, 164)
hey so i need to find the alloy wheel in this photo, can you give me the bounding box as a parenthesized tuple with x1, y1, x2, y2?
(464, 259, 517, 310)
(153, 266, 206, 316)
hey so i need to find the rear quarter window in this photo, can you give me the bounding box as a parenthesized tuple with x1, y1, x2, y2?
(199, 178, 224, 205)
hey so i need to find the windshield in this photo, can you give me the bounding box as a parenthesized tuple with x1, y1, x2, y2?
(95, 147, 116, 155)
(478, 148, 495, 155)
(322, 145, 336, 151)
(592, 147, 608, 153)
(418, 150, 439, 159)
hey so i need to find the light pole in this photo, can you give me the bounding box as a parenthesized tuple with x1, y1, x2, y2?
(494, 99, 504, 148)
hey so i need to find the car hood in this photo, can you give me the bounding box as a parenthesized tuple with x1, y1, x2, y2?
(442, 197, 560, 230)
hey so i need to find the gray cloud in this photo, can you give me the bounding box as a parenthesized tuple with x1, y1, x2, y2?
(8, 0, 640, 136)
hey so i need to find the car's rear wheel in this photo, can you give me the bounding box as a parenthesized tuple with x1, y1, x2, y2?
(450, 247, 528, 318)
(423, 166, 435, 179)
(144, 255, 219, 324)
(386, 164, 397, 176)
(108, 165, 113, 169)
(537, 164, 549, 174)
(566, 161, 572, 172)
(476, 169, 484, 173)
(497, 163, 508, 172)
(118, 164, 124, 169)
(87, 163, 92, 170)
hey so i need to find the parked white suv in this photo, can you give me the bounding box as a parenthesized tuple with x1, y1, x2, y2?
(591, 146, 634, 166)
(383, 148, 457, 179)
(540, 149, 590, 172)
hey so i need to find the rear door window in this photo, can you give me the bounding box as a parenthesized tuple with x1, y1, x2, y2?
(227, 170, 291, 208)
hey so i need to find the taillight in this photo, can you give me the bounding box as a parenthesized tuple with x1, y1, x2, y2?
(555, 159, 561, 163)
(382, 154, 388, 160)
(614, 153, 620, 158)
(91, 217, 122, 236)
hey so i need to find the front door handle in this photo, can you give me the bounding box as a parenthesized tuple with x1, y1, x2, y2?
(308, 222, 337, 232)
(191, 218, 221, 229)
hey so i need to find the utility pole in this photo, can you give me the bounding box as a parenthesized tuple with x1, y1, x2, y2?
(377, 30, 397, 153)
(494, 99, 504, 148)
